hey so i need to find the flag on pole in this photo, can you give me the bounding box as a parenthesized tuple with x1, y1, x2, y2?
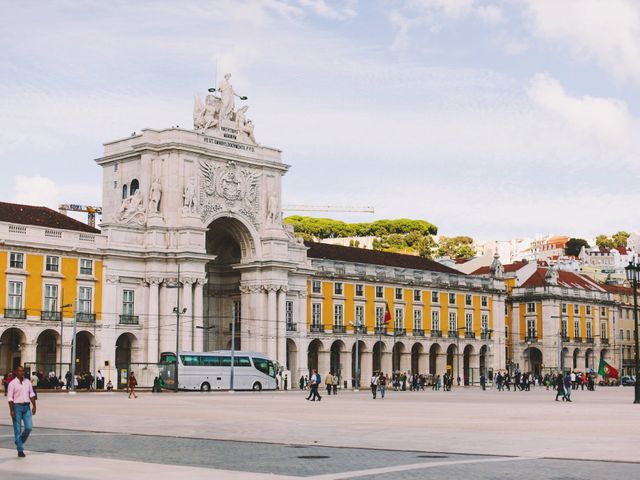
(383, 302, 391, 324)
(597, 359, 619, 379)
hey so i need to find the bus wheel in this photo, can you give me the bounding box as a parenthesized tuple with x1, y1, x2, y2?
(252, 382, 262, 391)
(201, 382, 211, 392)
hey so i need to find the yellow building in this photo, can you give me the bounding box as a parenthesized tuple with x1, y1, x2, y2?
(601, 283, 637, 376)
(0, 202, 104, 375)
(296, 242, 507, 386)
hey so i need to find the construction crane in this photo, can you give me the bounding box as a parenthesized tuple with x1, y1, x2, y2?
(282, 205, 375, 214)
(58, 204, 103, 228)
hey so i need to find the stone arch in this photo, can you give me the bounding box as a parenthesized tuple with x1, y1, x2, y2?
(572, 348, 580, 370)
(585, 348, 594, 370)
(36, 329, 60, 374)
(524, 346, 543, 375)
(373, 340, 386, 373)
(411, 343, 426, 374)
(446, 343, 458, 379)
(330, 339, 346, 378)
(74, 330, 95, 374)
(429, 343, 443, 375)
(122, 183, 128, 199)
(392, 341, 407, 372)
(0, 327, 26, 373)
(307, 339, 324, 374)
(206, 214, 261, 263)
(479, 344, 488, 376)
(561, 347, 569, 372)
(286, 338, 298, 375)
(116, 332, 139, 368)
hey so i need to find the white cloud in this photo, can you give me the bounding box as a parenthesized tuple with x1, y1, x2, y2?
(476, 4, 505, 24)
(298, 0, 357, 20)
(13, 176, 59, 208)
(523, 0, 640, 84)
(527, 73, 634, 148)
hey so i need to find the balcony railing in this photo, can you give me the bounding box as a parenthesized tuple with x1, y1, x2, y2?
(41, 311, 61, 321)
(333, 324, 346, 334)
(573, 336, 582, 343)
(524, 335, 538, 343)
(5, 308, 26, 319)
(431, 329, 442, 338)
(448, 331, 458, 338)
(374, 326, 387, 335)
(394, 328, 406, 336)
(561, 336, 570, 343)
(413, 329, 425, 337)
(465, 331, 476, 339)
(76, 312, 96, 323)
(353, 326, 367, 334)
(119, 315, 139, 325)
(585, 337, 594, 344)
(310, 324, 324, 333)
(481, 331, 492, 340)
(601, 338, 609, 345)
(286, 323, 297, 332)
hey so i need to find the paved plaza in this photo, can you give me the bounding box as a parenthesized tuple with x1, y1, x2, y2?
(0, 386, 638, 479)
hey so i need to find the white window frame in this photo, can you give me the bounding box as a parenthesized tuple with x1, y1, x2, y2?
(562, 303, 567, 314)
(526, 318, 536, 338)
(465, 312, 473, 333)
(45, 255, 60, 273)
(43, 283, 59, 313)
(355, 284, 364, 297)
(79, 258, 93, 275)
(448, 311, 457, 333)
(527, 302, 536, 314)
(601, 321, 607, 339)
(333, 303, 344, 326)
(375, 286, 384, 299)
(465, 294, 472, 306)
(375, 305, 384, 328)
(481, 313, 488, 333)
(122, 289, 135, 316)
(312, 280, 321, 294)
(394, 307, 404, 330)
(286, 300, 294, 325)
(334, 282, 343, 296)
(573, 304, 579, 315)
(413, 308, 422, 330)
(481, 296, 488, 307)
(561, 318, 568, 338)
(586, 305, 592, 316)
(574, 320, 580, 338)
(431, 291, 439, 303)
(78, 286, 93, 314)
(431, 310, 440, 332)
(395, 288, 403, 301)
(449, 293, 456, 304)
(9, 252, 24, 269)
(8, 281, 23, 310)
(413, 289, 421, 302)
(311, 303, 322, 326)
(355, 304, 365, 325)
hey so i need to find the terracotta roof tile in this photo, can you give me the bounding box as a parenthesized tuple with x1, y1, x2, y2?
(0, 201, 99, 234)
(305, 242, 462, 275)
(470, 260, 528, 276)
(521, 268, 605, 291)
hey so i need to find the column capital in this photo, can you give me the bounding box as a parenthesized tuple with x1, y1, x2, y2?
(182, 277, 197, 285)
(240, 283, 263, 294)
(146, 277, 162, 286)
(106, 275, 119, 284)
(264, 284, 288, 293)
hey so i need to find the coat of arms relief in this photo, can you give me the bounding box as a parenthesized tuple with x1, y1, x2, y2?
(199, 160, 261, 226)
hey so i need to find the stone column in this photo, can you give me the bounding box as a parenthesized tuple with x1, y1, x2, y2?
(181, 279, 193, 351)
(400, 352, 411, 373)
(192, 279, 204, 352)
(318, 349, 331, 377)
(267, 287, 277, 360)
(147, 278, 160, 363)
(276, 287, 287, 366)
(361, 351, 373, 384)
(381, 348, 393, 375)
(341, 346, 352, 389)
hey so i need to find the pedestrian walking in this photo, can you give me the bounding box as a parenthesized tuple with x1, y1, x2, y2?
(555, 374, 565, 401)
(306, 370, 322, 401)
(128, 371, 138, 399)
(370, 372, 379, 399)
(563, 373, 572, 402)
(480, 373, 486, 391)
(325, 372, 334, 395)
(30, 371, 39, 400)
(7, 366, 37, 458)
(379, 373, 387, 399)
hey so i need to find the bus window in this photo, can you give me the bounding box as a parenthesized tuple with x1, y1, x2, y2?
(253, 358, 276, 377)
(200, 356, 220, 366)
(220, 356, 232, 367)
(180, 355, 200, 366)
(235, 357, 251, 367)
(159, 352, 176, 364)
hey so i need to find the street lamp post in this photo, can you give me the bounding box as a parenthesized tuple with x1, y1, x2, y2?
(349, 318, 363, 390)
(166, 265, 186, 392)
(624, 259, 640, 404)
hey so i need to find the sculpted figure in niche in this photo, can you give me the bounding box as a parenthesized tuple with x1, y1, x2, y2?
(267, 194, 279, 223)
(218, 73, 236, 121)
(183, 178, 198, 213)
(118, 189, 144, 221)
(235, 106, 256, 143)
(148, 177, 162, 213)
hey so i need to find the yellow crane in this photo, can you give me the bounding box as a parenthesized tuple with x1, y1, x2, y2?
(282, 205, 375, 214)
(58, 204, 103, 228)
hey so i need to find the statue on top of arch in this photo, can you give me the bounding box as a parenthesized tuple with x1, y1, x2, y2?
(193, 73, 256, 144)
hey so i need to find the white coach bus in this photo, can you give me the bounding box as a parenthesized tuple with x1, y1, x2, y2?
(159, 351, 277, 391)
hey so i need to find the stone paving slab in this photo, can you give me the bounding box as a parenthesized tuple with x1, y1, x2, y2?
(6, 387, 637, 463)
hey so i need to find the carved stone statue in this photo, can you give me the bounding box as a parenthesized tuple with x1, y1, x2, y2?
(267, 194, 279, 223)
(117, 189, 146, 225)
(194, 94, 221, 133)
(148, 177, 162, 213)
(218, 73, 235, 121)
(235, 106, 256, 144)
(183, 178, 198, 214)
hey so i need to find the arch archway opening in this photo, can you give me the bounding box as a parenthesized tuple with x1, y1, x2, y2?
(307, 339, 323, 375)
(524, 347, 543, 375)
(36, 329, 60, 375)
(463, 344, 475, 385)
(0, 328, 26, 373)
(372, 341, 386, 373)
(429, 343, 442, 375)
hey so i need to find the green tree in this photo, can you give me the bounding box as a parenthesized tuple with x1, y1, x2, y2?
(595, 235, 613, 248)
(611, 231, 630, 248)
(565, 238, 590, 256)
(437, 236, 475, 259)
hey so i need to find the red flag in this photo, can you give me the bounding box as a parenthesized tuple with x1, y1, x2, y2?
(598, 359, 619, 379)
(383, 303, 391, 324)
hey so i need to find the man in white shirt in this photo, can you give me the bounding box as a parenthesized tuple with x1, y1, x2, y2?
(7, 366, 37, 458)
(370, 373, 379, 399)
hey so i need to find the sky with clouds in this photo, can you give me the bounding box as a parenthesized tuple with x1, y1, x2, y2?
(1, 0, 639, 241)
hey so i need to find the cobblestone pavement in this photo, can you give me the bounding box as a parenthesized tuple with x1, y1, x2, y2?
(0, 387, 637, 479)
